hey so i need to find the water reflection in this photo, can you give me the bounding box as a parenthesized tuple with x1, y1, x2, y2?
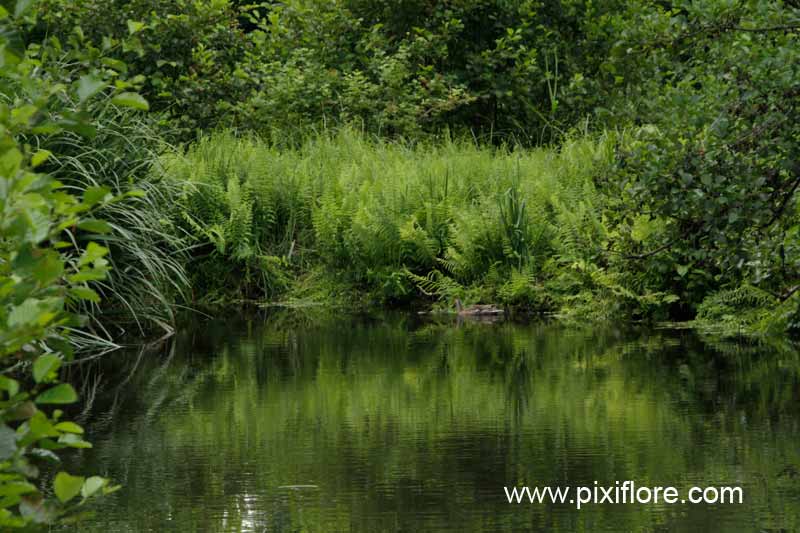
(65, 314, 800, 532)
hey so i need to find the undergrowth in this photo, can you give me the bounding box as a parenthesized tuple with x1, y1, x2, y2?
(155, 129, 800, 337)
(39, 102, 188, 336)
(161, 129, 676, 321)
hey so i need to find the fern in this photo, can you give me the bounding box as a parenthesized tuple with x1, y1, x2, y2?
(693, 284, 793, 337)
(405, 269, 464, 301)
(162, 128, 617, 306)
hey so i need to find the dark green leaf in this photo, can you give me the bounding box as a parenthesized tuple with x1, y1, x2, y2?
(57, 433, 92, 448)
(82, 186, 111, 206)
(76, 75, 107, 104)
(30, 150, 51, 168)
(77, 219, 112, 234)
(36, 384, 77, 405)
(126, 20, 145, 35)
(54, 421, 83, 434)
(14, 0, 34, 18)
(69, 286, 100, 303)
(32, 354, 61, 384)
(77, 242, 109, 267)
(0, 424, 18, 461)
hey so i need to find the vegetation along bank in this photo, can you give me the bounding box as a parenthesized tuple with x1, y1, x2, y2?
(0, 0, 799, 527)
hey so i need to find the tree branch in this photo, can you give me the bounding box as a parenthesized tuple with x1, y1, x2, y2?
(759, 172, 800, 230)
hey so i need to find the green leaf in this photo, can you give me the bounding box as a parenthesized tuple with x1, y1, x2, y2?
(80, 476, 106, 499)
(0, 376, 19, 398)
(111, 92, 149, 111)
(123, 189, 146, 198)
(631, 215, 657, 243)
(100, 57, 127, 73)
(31, 250, 64, 285)
(77, 219, 112, 234)
(82, 186, 111, 206)
(103, 484, 122, 495)
(27, 411, 57, 441)
(57, 118, 96, 138)
(33, 354, 61, 384)
(0, 146, 23, 176)
(54, 421, 84, 434)
(53, 472, 84, 503)
(28, 121, 62, 135)
(29, 448, 60, 463)
(14, 0, 34, 18)
(126, 20, 145, 35)
(77, 242, 109, 267)
(69, 286, 100, 303)
(676, 264, 689, 277)
(30, 150, 52, 168)
(0, 481, 36, 498)
(5, 402, 37, 421)
(76, 75, 107, 104)
(36, 384, 77, 405)
(57, 433, 92, 448)
(8, 299, 58, 328)
(68, 271, 108, 283)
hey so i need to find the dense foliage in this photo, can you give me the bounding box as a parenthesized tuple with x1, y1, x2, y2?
(0, 2, 161, 527)
(2, 0, 800, 522)
(22, 0, 735, 141)
(164, 130, 682, 322)
(11, 0, 799, 331)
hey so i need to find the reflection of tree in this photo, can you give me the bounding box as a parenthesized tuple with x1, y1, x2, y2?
(69, 313, 800, 532)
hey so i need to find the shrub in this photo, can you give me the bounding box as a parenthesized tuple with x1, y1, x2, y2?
(0, 5, 149, 525)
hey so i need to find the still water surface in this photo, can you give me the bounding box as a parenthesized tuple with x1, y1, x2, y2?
(67, 314, 800, 532)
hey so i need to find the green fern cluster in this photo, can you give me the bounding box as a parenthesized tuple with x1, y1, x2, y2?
(162, 128, 638, 311)
(694, 285, 799, 337)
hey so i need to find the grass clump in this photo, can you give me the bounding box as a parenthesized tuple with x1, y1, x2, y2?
(38, 102, 189, 335)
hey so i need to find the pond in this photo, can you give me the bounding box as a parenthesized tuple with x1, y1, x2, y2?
(65, 313, 800, 532)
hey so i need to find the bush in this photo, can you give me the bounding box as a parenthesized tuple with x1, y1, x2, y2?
(604, 1, 800, 319)
(0, 5, 146, 525)
(35, 0, 250, 138)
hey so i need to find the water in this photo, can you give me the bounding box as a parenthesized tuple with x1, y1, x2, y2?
(66, 313, 800, 532)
